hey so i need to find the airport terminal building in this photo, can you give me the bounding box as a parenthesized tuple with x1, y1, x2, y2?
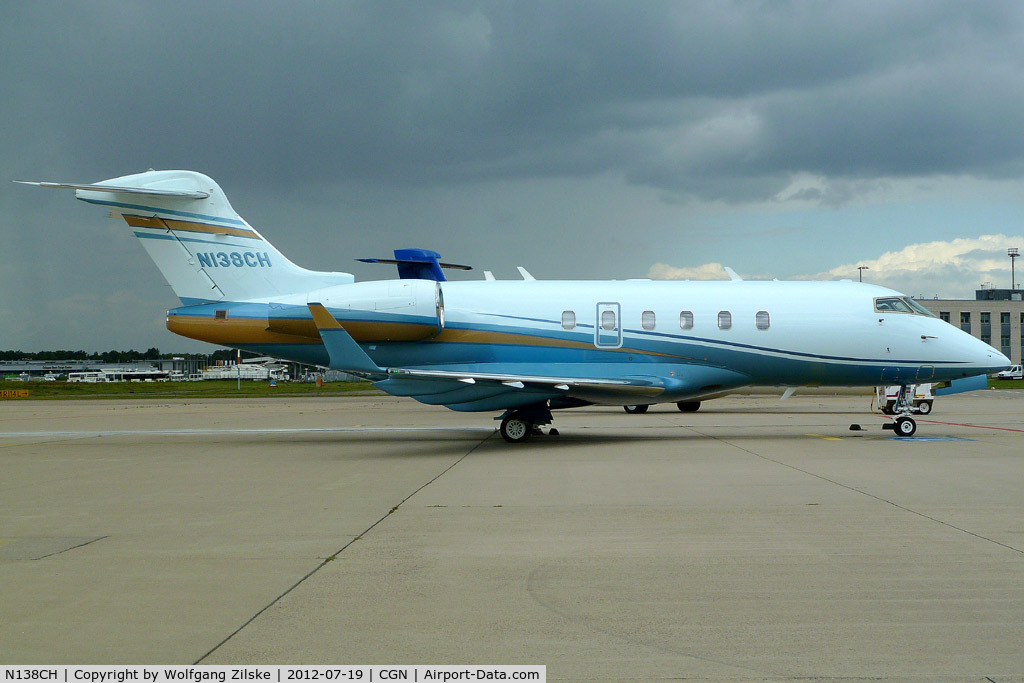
(916, 288, 1024, 365)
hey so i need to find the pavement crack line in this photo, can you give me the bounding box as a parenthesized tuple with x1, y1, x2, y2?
(688, 427, 1024, 557)
(194, 430, 496, 664)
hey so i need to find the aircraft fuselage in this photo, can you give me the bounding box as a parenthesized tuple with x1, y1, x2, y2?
(167, 278, 1002, 407)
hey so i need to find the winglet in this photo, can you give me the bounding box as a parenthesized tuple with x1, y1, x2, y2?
(308, 302, 344, 330)
(307, 303, 383, 374)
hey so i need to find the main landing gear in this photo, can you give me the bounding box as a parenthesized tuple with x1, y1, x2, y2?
(881, 384, 918, 437)
(498, 405, 558, 443)
(502, 399, 705, 442)
(622, 400, 701, 415)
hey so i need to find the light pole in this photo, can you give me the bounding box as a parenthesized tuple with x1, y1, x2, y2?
(857, 266, 869, 282)
(1010, 248, 1019, 290)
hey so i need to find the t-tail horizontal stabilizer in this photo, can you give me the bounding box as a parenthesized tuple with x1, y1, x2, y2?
(307, 303, 384, 375)
(13, 180, 210, 199)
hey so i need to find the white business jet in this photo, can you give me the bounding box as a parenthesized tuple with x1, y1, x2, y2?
(18, 171, 1009, 442)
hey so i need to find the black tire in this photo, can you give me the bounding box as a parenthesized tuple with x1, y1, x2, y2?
(500, 414, 532, 443)
(676, 401, 701, 413)
(623, 404, 649, 414)
(882, 402, 896, 415)
(894, 416, 917, 437)
(916, 400, 932, 415)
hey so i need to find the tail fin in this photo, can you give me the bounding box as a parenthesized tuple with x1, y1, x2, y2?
(18, 170, 353, 303)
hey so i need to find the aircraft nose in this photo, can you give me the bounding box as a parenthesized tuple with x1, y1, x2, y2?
(974, 338, 1010, 373)
(989, 349, 1012, 372)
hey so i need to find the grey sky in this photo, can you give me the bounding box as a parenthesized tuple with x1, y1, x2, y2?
(3, 1, 1024, 352)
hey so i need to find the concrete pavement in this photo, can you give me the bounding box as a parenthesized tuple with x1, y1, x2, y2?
(1, 393, 1023, 679)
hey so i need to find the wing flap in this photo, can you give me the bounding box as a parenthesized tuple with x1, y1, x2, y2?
(385, 367, 664, 396)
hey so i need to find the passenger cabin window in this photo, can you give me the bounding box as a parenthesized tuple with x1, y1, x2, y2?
(641, 310, 656, 331)
(561, 310, 576, 330)
(601, 310, 616, 330)
(679, 311, 693, 330)
(215, 310, 228, 320)
(755, 310, 770, 330)
(718, 311, 732, 330)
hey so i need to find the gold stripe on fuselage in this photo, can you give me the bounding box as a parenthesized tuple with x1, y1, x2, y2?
(124, 214, 259, 239)
(169, 315, 440, 344)
(168, 315, 689, 359)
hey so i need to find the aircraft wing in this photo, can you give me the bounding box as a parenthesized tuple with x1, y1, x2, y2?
(385, 367, 662, 394)
(308, 303, 668, 411)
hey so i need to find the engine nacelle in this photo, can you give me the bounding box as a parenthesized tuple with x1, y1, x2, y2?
(297, 279, 444, 342)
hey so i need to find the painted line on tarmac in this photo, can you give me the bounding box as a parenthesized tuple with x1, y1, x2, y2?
(875, 414, 1024, 434)
(887, 436, 976, 442)
(0, 426, 492, 438)
(806, 433, 843, 441)
(917, 419, 1024, 433)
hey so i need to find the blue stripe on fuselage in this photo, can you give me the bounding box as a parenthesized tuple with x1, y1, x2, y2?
(167, 301, 974, 387)
(79, 197, 248, 227)
(133, 231, 261, 249)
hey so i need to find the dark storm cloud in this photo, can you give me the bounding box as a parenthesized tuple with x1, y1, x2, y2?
(5, 1, 1024, 200)
(5, 1, 1024, 350)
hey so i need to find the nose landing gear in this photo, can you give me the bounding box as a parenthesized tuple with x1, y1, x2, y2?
(893, 415, 917, 437)
(881, 384, 918, 437)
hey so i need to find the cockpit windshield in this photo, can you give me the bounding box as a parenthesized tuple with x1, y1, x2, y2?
(874, 296, 937, 317)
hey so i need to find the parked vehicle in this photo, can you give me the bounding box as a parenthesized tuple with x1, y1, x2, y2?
(996, 365, 1023, 380)
(876, 383, 935, 415)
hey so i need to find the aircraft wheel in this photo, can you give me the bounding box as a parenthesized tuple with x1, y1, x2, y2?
(894, 416, 917, 437)
(623, 404, 649, 414)
(676, 401, 701, 413)
(500, 414, 532, 443)
(916, 401, 932, 415)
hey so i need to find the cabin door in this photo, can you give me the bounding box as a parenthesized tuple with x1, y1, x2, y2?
(595, 302, 622, 349)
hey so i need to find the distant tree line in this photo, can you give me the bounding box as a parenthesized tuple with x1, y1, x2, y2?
(1, 348, 240, 363)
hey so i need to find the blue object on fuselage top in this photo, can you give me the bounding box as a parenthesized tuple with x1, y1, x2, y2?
(356, 248, 472, 281)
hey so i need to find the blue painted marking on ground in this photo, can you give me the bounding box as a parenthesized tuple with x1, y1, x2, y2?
(887, 436, 977, 442)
